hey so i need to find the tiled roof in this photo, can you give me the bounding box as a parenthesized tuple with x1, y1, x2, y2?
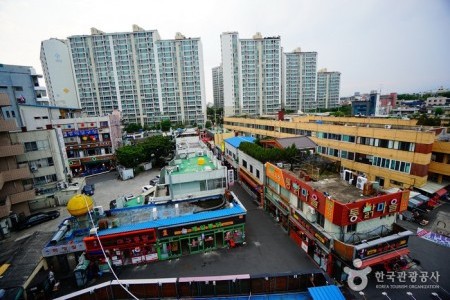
(275, 136, 317, 149)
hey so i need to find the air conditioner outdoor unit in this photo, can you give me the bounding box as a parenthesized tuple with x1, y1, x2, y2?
(309, 207, 316, 215)
(276, 162, 284, 168)
(384, 125, 391, 129)
(30, 166, 38, 172)
(356, 176, 367, 190)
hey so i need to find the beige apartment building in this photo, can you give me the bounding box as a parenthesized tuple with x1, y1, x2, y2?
(0, 93, 35, 235)
(224, 115, 449, 190)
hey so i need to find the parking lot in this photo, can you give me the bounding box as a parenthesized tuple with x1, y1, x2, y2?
(5, 169, 162, 241)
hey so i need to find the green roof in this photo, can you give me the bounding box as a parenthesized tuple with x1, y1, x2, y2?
(172, 156, 216, 175)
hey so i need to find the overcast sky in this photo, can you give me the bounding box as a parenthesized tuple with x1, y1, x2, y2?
(1, 0, 449, 101)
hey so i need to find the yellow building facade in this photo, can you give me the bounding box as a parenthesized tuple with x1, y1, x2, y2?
(224, 116, 445, 189)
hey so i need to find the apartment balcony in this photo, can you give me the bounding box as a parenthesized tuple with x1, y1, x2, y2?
(0, 197, 11, 219)
(0, 119, 18, 132)
(432, 140, 450, 154)
(0, 144, 24, 158)
(0, 93, 11, 107)
(429, 161, 450, 176)
(9, 189, 35, 205)
(0, 166, 31, 190)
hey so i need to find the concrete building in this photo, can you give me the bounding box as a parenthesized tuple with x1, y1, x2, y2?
(316, 69, 341, 110)
(220, 32, 281, 116)
(62, 25, 206, 127)
(212, 65, 224, 108)
(426, 96, 448, 106)
(40, 38, 80, 108)
(17, 104, 81, 131)
(264, 161, 412, 280)
(50, 111, 122, 177)
(224, 115, 441, 190)
(0, 64, 50, 128)
(283, 48, 317, 112)
(0, 93, 35, 236)
(10, 129, 69, 211)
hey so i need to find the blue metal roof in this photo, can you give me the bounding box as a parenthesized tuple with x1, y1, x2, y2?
(307, 285, 345, 300)
(224, 136, 255, 149)
(97, 204, 246, 236)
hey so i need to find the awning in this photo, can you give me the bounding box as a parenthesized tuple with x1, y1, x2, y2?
(408, 198, 423, 208)
(360, 248, 410, 268)
(435, 188, 448, 197)
(417, 182, 448, 195)
(239, 170, 261, 190)
(308, 285, 345, 300)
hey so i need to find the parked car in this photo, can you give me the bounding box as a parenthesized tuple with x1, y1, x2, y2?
(142, 185, 154, 192)
(18, 210, 60, 229)
(82, 184, 95, 196)
(149, 176, 160, 185)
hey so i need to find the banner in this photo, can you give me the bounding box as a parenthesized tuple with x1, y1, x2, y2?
(417, 227, 450, 248)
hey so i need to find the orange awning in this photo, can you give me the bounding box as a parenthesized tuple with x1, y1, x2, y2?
(239, 170, 259, 189)
(361, 248, 410, 268)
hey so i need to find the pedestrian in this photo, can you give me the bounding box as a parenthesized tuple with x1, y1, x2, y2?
(48, 267, 56, 290)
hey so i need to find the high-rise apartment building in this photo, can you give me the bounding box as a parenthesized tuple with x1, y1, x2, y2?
(0, 64, 50, 128)
(220, 32, 281, 117)
(316, 69, 340, 109)
(283, 48, 317, 112)
(212, 65, 224, 108)
(44, 25, 206, 127)
(40, 38, 80, 108)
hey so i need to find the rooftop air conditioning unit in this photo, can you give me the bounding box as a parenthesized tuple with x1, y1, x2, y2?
(356, 176, 368, 190)
(93, 206, 104, 216)
(384, 125, 392, 129)
(30, 166, 38, 172)
(309, 207, 316, 215)
(276, 162, 283, 168)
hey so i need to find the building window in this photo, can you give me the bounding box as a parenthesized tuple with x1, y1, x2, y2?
(256, 169, 260, 179)
(250, 165, 253, 173)
(346, 223, 357, 233)
(242, 160, 247, 168)
(316, 212, 325, 228)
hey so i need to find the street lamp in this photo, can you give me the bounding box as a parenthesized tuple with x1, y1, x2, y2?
(431, 292, 442, 300)
(406, 292, 417, 300)
(359, 291, 366, 300)
(382, 292, 392, 300)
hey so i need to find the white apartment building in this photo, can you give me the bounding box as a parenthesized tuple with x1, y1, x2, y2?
(220, 32, 281, 117)
(283, 48, 317, 112)
(45, 25, 206, 127)
(212, 65, 224, 108)
(40, 39, 81, 108)
(316, 69, 341, 109)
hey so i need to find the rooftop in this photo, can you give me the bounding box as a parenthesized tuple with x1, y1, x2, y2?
(306, 175, 372, 203)
(224, 136, 256, 148)
(170, 154, 217, 175)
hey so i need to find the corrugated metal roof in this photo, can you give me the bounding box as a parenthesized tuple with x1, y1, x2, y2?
(276, 136, 317, 149)
(308, 285, 345, 300)
(97, 204, 246, 236)
(224, 136, 255, 148)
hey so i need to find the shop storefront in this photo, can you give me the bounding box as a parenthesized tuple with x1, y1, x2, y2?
(289, 210, 332, 274)
(84, 228, 158, 268)
(157, 216, 246, 260)
(264, 187, 289, 231)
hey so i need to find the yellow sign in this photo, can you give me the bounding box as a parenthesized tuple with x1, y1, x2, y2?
(324, 198, 334, 221)
(265, 163, 285, 188)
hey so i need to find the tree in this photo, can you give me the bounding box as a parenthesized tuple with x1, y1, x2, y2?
(205, 120, 212, 129)
(160, 119, 172, 132)
(124, 123, 142, 133)
(140, 135, 174, 166)
(116, 145, 145, 168)
(434, 107, 444, 116)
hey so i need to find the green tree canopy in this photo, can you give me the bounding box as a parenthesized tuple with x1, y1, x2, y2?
(434, 107, 444, 116)
(160, 119, 172, 132)
(205, 120, 212, 129)
(124, 123, 142, 133)
(116, 144, 145, 168)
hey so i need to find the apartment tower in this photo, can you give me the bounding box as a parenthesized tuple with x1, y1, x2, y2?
(212, 65, 224, 108)
(316, 69, 341, 109)
(282, 48, 317, 113)
(42, 25, 206, 127)
(220, 32, 281, 116)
